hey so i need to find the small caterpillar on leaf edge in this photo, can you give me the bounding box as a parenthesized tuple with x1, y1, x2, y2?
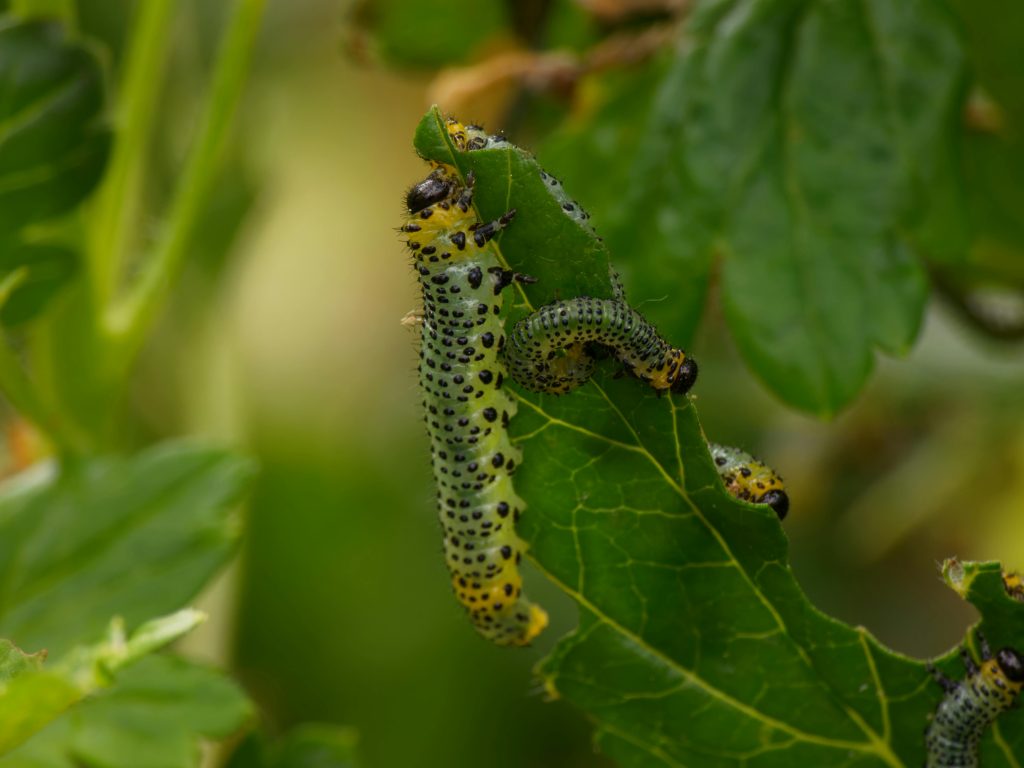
(925, 633, 1024, 767)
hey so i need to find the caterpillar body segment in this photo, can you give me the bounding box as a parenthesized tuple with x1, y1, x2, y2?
(504, 295, 698, 396)
(404, 162, 547, 646)
(925, 634, 1024, 767)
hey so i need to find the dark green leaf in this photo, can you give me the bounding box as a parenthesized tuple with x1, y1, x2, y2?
(539, 64, 717, 348)
(355, 0, 508, 69)
(0, 442, 255, 657)
(538, 0, 962, 415)
(0, 18, 111, 234)
(505, 374, 1024, 766)
(5, 654, 253, 768)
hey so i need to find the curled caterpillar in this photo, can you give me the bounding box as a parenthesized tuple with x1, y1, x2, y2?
(405, 161, 547, 645)
(505, 295, 698, 395)
(709, 443, 789, 520)
(925, 633, 1024, 767)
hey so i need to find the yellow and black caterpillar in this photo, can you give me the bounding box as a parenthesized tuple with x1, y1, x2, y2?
(404, 159, 547, 646)
(505, 294, 699, 396)
(709, 444, 789, 520)
(500, 297, 788, 518)
(925, 634, 1024, 767)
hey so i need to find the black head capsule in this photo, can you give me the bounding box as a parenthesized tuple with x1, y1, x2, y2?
(406, 172, 454, 213)
(758, 489, 789, 521)
(997, 647, 1024, 682)
(671, 357, 699, 395)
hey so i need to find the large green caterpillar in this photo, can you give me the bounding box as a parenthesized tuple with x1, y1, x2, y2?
(405, 157, 547, 646)
(925, 634, 1024, 767)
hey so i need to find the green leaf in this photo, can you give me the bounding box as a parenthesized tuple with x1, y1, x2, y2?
(0, 610, 206, 756)
(504, 376, 1024, 766)
(537, 0, 962, 415)
(413, 107, 616, 316)
(4, 654, 253, 768)
(355, 0, 508, 69)
(0, 18, 111, 235)
(0, 241, 76, 326)
(0, 441, 256, 657)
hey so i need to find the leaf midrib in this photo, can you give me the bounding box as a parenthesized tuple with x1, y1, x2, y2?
(519, 388, 904, 766)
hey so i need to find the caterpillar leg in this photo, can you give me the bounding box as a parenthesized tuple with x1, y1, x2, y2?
(400, 309, 424, 327)
(976, 631, 993, 661)
(960, 647, 980, 677)
(926, 662, 958, 694)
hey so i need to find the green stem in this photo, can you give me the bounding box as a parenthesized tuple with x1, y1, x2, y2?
(87, 0, 175, 310)
(0, 272, 86, 454)
(104, 0, 266, 371)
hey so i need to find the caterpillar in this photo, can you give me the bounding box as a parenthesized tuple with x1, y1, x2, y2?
(709, 443, 789, 520)
(404, 157, 547, 645)
(505, 295, 699, 396)
(447, 118, 596, 231)
(498, 297, 787, 518)
(925, 633, 1024, 767)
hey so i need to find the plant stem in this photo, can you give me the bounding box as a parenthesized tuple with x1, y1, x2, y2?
(0, 271, 85, 454)
(87, 0, 175, 310)
(105, 0, 267, 372)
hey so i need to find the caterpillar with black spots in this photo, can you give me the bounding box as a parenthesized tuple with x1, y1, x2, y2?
(709, 443, 789, 520)
(925, 633, 1024, 767)
(404, 154, 547, 645)
(505, 295, 699, 396)
(499, 295, 789, 518)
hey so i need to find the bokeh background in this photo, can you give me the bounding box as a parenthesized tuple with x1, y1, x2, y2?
(29, 1, 1024, 766)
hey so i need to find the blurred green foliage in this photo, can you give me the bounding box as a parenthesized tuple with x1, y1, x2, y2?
(0, 1, 1022, 767)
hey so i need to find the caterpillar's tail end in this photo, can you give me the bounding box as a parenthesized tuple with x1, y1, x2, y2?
(517, 603, 549, 646)
(478, 599, 549, 647)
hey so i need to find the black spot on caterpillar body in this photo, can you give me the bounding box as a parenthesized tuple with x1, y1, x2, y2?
(925, 634, 1024, 767)
(709, 443, 788, 520)
(504, 295, 698, 396)
(405, 143, 547, 646)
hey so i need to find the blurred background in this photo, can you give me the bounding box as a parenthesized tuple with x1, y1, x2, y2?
(13, 1, 1024, 766)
